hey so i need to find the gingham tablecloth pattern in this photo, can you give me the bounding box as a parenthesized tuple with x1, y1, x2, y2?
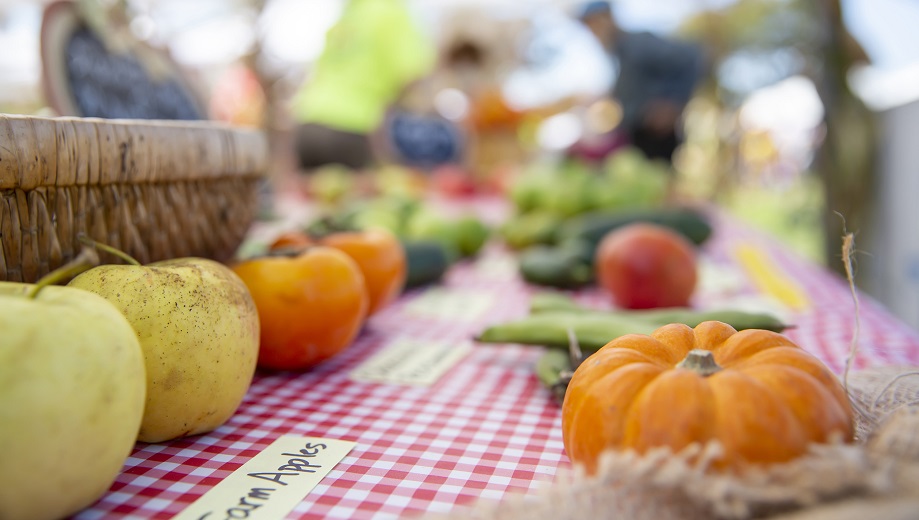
(74, 200, 919, 519)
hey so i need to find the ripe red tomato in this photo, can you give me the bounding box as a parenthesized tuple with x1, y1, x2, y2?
(430, 165, 478, 198)
(595, 223, 698, 309)
(231, 247, 368, 370)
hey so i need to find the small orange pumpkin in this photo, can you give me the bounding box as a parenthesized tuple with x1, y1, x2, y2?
(561, 321, 854, 473)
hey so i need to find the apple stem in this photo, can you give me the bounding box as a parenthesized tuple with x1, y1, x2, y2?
(28, 247, 100, 299)
(78, 235, 141, 266)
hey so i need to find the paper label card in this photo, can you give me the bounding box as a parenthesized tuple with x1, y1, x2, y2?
(696, 257, 747, 296)
(403, 288, 496, 322)
(473, 254, 519, 279)
(172, 436, 355, 520)
(350, 338, 472, 386)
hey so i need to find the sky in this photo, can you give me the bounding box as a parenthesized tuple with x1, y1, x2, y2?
(842, 0, 919, 71)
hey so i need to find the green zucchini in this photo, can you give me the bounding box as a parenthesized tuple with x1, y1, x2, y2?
(518, 240, 594, 289)
(559, 207, 713, 249)
(478, 306, 789, 352)
(401, 239, 451, 290)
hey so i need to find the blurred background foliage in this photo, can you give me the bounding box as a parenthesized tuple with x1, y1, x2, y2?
(0, 0, 917, 286)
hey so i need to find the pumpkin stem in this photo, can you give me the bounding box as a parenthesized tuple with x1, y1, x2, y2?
(677, 349, 722, 377)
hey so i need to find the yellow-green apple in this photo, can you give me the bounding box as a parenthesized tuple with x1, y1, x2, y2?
(0, 249, 146, 520)
(68, 244, 260, 443)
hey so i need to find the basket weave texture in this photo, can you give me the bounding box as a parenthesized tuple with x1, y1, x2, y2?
(0, 113, 268, 282)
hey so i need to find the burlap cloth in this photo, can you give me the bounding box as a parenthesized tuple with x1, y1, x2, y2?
(421, 365, 919, 520)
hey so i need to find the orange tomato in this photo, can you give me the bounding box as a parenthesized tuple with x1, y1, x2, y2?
(319, 229, 406, 316)
(232, 247, 368, 370)
(267, 227, 406, 316)
(319, 229, 408, 316)
(268, 231, 313, 252)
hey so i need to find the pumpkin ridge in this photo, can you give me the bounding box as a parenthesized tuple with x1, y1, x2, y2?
(738, 364, 854, 442)
(570, 361, 664, 425)
(604, 340, 686, 367)
(710, 369, 810, 466)
(564, 362, 663, 470)
(563, 348, 668, 440)
(731, 345, 805, 369)
(734, 347, 851, 412)
(623, 368, 718, 456)
(711, 329, 798, 367)
(690, 321, 738, 354)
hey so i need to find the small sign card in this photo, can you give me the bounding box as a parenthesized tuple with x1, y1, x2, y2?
(350, 338, 472, 386)
(403, 287, 496, 322)
(473, 254, 518, 279)
(172, 436, 355, 520)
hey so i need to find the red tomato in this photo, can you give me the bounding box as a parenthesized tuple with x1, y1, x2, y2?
(430, 165, 478, 198)
(595, 223, 697, 309)
(232, 247, 368, 370)
(319, 229, 406, 316)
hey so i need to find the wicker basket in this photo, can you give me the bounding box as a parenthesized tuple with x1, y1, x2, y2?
(0, 113, 268, 283)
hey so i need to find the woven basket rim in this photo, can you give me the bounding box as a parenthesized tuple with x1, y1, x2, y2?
(0, 113, 269, 190)
(2, 112, 252, 130)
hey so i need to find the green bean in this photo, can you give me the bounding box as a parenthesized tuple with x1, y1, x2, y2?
(528, 292, 789, 332)
(534, 349, 574, 405)
(476, 312, 659, 351)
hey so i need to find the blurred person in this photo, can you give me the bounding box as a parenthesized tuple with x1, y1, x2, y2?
(290, 0, 435, 171)
(576, 1, 705, 164)
(428, 8, 532, 175)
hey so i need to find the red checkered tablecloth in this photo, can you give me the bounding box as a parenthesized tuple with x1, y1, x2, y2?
(74, 197, 919, 519)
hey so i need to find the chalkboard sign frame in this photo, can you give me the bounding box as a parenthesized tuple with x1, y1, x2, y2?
(39, 0, 207, 120)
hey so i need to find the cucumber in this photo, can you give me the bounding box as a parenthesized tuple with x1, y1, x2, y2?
(518, 240, 594, 289)
(499, 211, 563, 250)
(401, 239, 451, 290)
(559, 207, 713, 249)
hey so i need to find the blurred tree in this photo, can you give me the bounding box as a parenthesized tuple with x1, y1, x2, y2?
(680, 0, 874, 277)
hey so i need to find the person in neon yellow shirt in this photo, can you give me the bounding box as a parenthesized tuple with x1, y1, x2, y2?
(291, 0, 435, 171)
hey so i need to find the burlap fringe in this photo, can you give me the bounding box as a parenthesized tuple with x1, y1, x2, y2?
(420, 365, 919, 520)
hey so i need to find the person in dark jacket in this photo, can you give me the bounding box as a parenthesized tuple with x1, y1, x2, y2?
(577, 1, 705, 163)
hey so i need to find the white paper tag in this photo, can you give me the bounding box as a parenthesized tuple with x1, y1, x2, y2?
(403, 288, 496, 322)
(701, 293, 797, 322)
(349, 338, 472, 386)
(696, 258, 747, 296)
(473, 254, 518, 278)
(172, 436, 355, 520)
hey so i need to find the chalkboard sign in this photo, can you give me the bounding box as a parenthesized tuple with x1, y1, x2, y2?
(64, 27, 202, 120)
(41, 0, 205, 120)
